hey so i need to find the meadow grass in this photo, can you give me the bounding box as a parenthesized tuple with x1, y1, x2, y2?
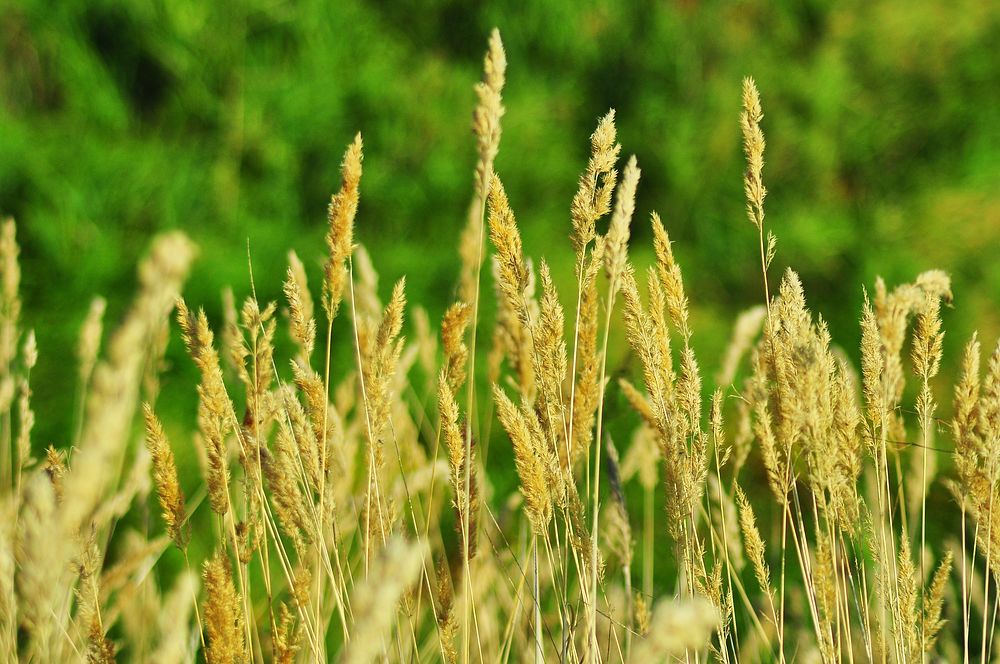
(0, 28, 997, 664)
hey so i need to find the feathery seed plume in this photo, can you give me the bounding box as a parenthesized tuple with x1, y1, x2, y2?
(571, 110, 620, 254)
(202, 553, 246, 664)
(571, 248, 604, 463)
(630, 597, 719, 661)
(493, 386, 552, 534)
(343, 537, 426, 664)
(63, 232, 194, 533)
(142, 403, 187, 548)
(716, 305, 766, 387)
(0, 219, 20, 405)
(741, 78, 766, 232)
(285, 252, 317, 359)
(323, 134, 363, 323)
(176, 300, 233, 516)
(472, 29, 506, 201)
(441, 301, 472, 393)
(603, 156, 640, 281)
(78, 297, 106, 388)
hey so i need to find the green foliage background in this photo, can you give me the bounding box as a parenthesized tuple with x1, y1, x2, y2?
(2, 0, 999, 451)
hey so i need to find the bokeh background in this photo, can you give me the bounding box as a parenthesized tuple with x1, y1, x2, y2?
(2, 0, 999, 450)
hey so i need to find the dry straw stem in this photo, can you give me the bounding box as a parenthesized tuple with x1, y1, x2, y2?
(43, 445, 65, 501)
(620, 262, 708, 546)
(487, 254, 536, 395)
(913, 290, 944, 645)
(265, 389, 316, 555)
(860, 292, 887, 436)
(220, 287, 245, 379)
(358, 277, 407, 556)
(272, 603, 301, 664)
(587, 152, 640, 657)
(280, 384, 322, 495)
(912, 294, 944, 382)
(651, 212, 690, 342)
(15, 331, 36, 473)
(872, 270, 952, 445)
(239, 296, 278, 434)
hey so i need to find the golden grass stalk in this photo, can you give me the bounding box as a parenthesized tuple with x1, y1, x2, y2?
(323, 134, 363, 323)
(587, 153, 641, 657)
(740, 78, 766, 234)
(151, 571, 198, 664)
(14, 331, 35, 477)
(741, 77, 775, 314)
(143, 403, 188, 548)
(272, 603, 301, 664)
(735, 486, 773, 608)
(342, 537, 426, 664)
(17, 474, 59, 661)
(176, 299, 233, 517)
(716, 305, 767, 388)
(77, 297, 106, 390)
(439, 370, 472, 556)
(63, 232, 194, 534)
(532, 262, 567, 442)
(570, 244, 603, 465)
(357, 277, 407, 560)
(487, 254, 536, 395)
(571, 110, 620, 255)
(602, 155, 639, 282)
(457, 29, 508, 377)
(630, 597, 719, 661)
(472, 28, 506, 203)
(285, 251, 317, 360)
(912, 291, 944, 658)
(441, 301, 472, 394)
(488, 176, 530, 327)
(0, 34, 995, 664)
(202, 552, 247, 664)
(0, 219, 20, 415)
(493, 385, 552, 534)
